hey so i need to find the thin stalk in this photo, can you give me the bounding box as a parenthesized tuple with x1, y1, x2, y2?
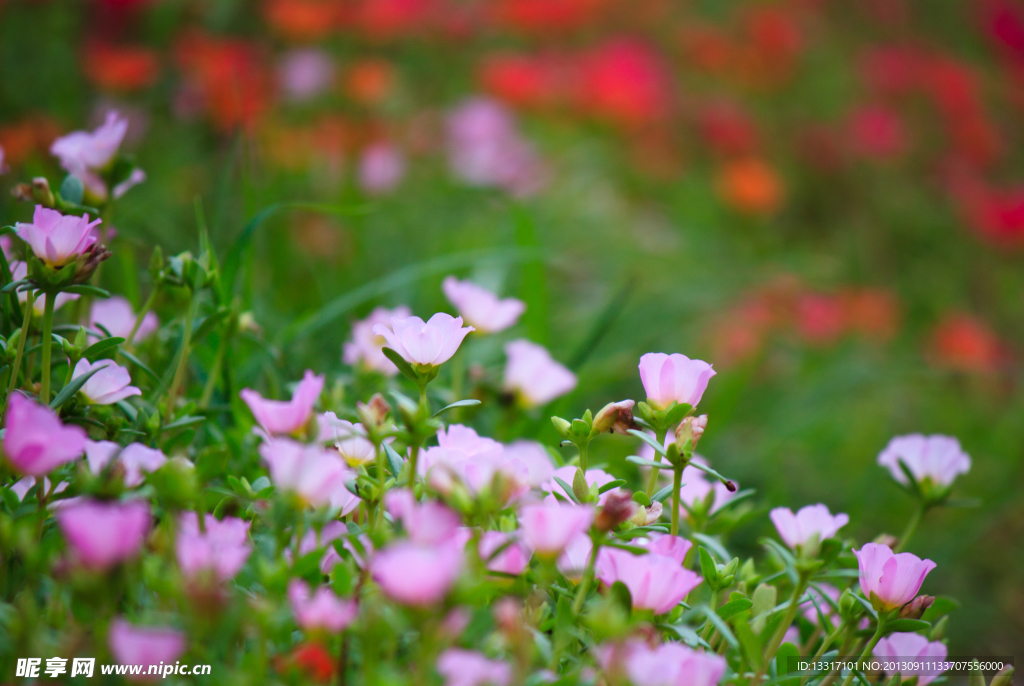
(39, 292, 55, 403)
(700, 589, 720, 640)
(572, 538, 600, 615)
(838, 620, 887, 686)
(578, 441, 589, 474)
(894, 501, 926, 553)
(165, 291, 199, 423)
(671, 464, 683, 536)
(751, 571, 810, 686)
(645, 428, 667, 496)
(3, 290, 35, 409)
(199, 327, 230, 408)
(407, 443, 421, 492)
(126, 285, 159, 347)
(374, 443, 387, 532)
(800, 620, 849, 686)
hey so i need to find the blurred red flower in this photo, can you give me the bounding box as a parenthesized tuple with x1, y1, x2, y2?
(796, 293, 846, 345)
(490, 0, 608, 33)
(697, 100, 759, 157)
(846, 105, 908, 160)
(354, 0, 434, 40)
(479, 54, 565, 109)
(275, 641, 335, 682)
(83, 42, 159, 92)
(0, 117, 62, 167)
(928, 312, 1006, 373)
(575, 39, 671, 128)
(263, 0, 340, 41)
(952, 175, 1024, 246)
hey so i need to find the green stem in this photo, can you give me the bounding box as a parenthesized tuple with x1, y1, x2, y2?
(671, 464, 683, 536)
(752, 571, 810, 686)
(126, 285, 159, 348)
(407, 443, 420, 492)
(374, 443, 387, 532)
(645, 428, 667, 496)
(199, 326, 231, 408)
(800, 620, 849, 686)
(571, 538, 600, 615)
(3, 290, 34, 410)
(165, 291, 199, 423)
(838, 619, 887, 686)
(700, 589, 720, 640)
(39, 292, 55, 403)
(578, 441, 589, 474)
(894, 501, 926, 553)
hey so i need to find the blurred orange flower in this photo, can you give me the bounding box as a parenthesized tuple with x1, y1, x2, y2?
(490, 0, 608, 33)
(717, 158, 784, 214)
(928, 312, 1006, 373)
(83, 42, 159, 92)
(345, 59, 396, 106)
(0, 117, 62, 167)
(264, 0, 341, 41)
(478, 53, 565, 109)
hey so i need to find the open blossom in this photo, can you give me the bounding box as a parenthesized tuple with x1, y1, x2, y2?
(874, 633, 948, 686)
(10, 262, 79, 315)
(557, 532, 593, 580)
(51, 111, 143, 201)
(503, 339, 577, 407)
(478, 531, 531, 575)
(854, 542, 936, 611)
(596, 548, 703, 614)
(85, 440, 167, 487)
(502, 440, 555, 487)
(519, 500, 594, 556)
(278, 48, 335, 101)
(359, 142, 406, 195)
(90, 295, 159, 341)
(385, 489, 463, 545)
(259, 438, 360, 514)
(176, 512, 251, 582)
(109, 619, 185, 676)
(15, 206, 100, 267)
(436, 648, 512, 686)
(344, 306, 413, 374)
(442, 276, 525, 333)
(543, 466, 623, 506)
(288, 579, 358, 633)
(770, 504, 849, 550)
(73, 358, 141, 405)
(241, 370, 323, 435)
(372, 313, 474, 367)
(372, 538, 465, 606)
(56, 499, 150, 570)
(604, 640, 727, 686)
(320, 414, 376, 466)
(877, 434, 971, 488)
(638, 352, 716, 409)
(419, 425, 528, 500)
(3, 393, 86, 476)
(637, 533, 693, 565)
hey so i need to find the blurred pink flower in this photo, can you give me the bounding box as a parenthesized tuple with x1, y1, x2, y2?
(502, 440, 555, 487)
(358, 142, 406, 195)
(676, 458, 736, 514)
(543, 466, 622, 506)
(638, 352, 716, 410)
(608, 640, 727, 686)
(372, 538, 465, 606)
(15, 206, 100, 267)
(278, 48, 335, 101)
(854, 542, 936, 611)
(258, 438, 360, 514)
(292, 522, 373, 573)
(770, 504, 849, 550)
(57, 499, 150, 570)
(3, 393, 86, 476)
(176, 512, 251, 582)
(518, 500, 594, 556)
(288, 579, 358, 632)
(51, 111, 139, 201)
(637, 533, 692, 565)
(343, 305, 413, 375)
(85, 441, 166, 487)
(503, 339, 576, 407)
(874, 633, 948, 686)
(596, 548, 702, 614)
(442, 276, 525, 333)
(804, 583, 841, 624)
(90, 296, 158, 341)
(436, 648, 512, 686)
(73, 358, 141, 405)
(372, 313, 474, 367)
(877, 434, 971, 488)
(847, 105, 908, 160)
(241, 370, 324, 435)
(385, 488, 462, 545)
(478, 530, 531, 575)
(109, 619, 186, 679)
(10, 262, 79, 315)
(319, 414, 376, 466)
(557, 532, 593, 580)
(419, 425, 528, 500)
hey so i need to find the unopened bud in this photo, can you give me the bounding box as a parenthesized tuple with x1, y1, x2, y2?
(551, 416, 572, 439)
(357, 394, 391, 428)
(595, 491, 638, 531)
(592, 400, 636, 435)
(839, 589, 861, 618)
(11, 183, 33, 202)
(898, 595, 934, 620)
(675, 414, 708, 452)
(73, 243, 112, 284)
(31, 177, 56, 207)
(237, 311, 262, 336)
(873, 533, 898, 549)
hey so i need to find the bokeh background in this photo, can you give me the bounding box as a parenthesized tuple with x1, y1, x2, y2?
(2, 0, 1022, 660)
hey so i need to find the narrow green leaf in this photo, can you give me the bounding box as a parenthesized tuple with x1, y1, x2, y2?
(716, 597, 753, 621)
(49, 368, 100, 410)
(651, 484, 674, 503)
(82, 337, 125, 361)
(598, 479, 627, 494)
(62, 284, 111, 298)
(625, 455, 666, 469)
(382, 442, 405, 477)
(381, 347, 418, 382)
(431, 398, 482, 417)
(700, 604, 739, 648)
(698, 546, 718, 584)
(626, 429, 668, 456)
(551, 476, 579, 504)
(885, 618, 930, 634)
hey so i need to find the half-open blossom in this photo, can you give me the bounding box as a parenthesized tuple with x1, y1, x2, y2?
(343, 306, 412, 375)
(596, 548, 702, 614)
(503, 339, 577, 407)
(176, 512, 251, 582)
(359, 142, 406, 195)
(502, 440, 555, 487)
(90, 296, 158, 342)
(854, 542, 936, 611)
(241, 370, 323, 436)
(543, 466, 623, 506)
(557, 532, 593, 580)
(320, 414, 376, 466)
(73, 358, 141, 405)
(436, 648, 512, 686)
(372, 313, 474, 368)
(288, 579, 358, 633)
(372, 538, 465, 606)
(85, 441, 167, 487)
(519, 500, 594, 556)
(877, 434, 971, 488)
(56, 499, 150, 570)
(874, 633, 948, 686)
(109, 619, 186, 676)
(3, 393, 86, 476)
(15, 206, 100, 267)
(604, 640, 727, 686)
(259, 438, 360, 514)
(442, 277, 525, 333)
(51, 111, 141, 202)
(385, 488, 462, 545)
(478, 531, 531, 576)
(637, 533, 693, 565)
(770, 504, 849, 550)
(638, 352, 716, 409)
(11, 262, 79, 315)
(419, 425, 528, 500)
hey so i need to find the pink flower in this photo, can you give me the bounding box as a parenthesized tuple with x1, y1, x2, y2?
(557, 532, 593, 580)
(638, 352, 716, 409)
(543, 466, 623, 506)
(637, 533, 693, 565)
(803, 583, 841, 624)
(52, 111, 127, 174)
(343, 306, 412, 375)
(73, 358, 141, 405)
(770, 504, 849, 550)
(2, 393, 86, 476)
(877, 434, 971, 488)
(503, 339, 577, 407)
(612, 641, 727, 686)
(372, 538, 465, 606)
(85, 441, 167, 487)
(320, 414, 376, 466)
(874, 633, 948, 686)
(385, 489, 463, 545)
(90, 296, 158, 341)
(176, 512, 251, 582)
(278, 49, 335, 101)
(258, 438, 360, 514)
(10, 262, 79, 315)
(15, 206, 100, 267)
(288, 579, 358, 633)
(478, 531, 531, 575)
(372, 313, 474, 367)
(419, 425, 528, 500)
(502, 440, 555, 487)
(108, 619, 185, 679)
(56, 499, 150, 570)
(518, 500, 594, 556)
(854, 542, 936, 611)
(241, 370, 323, 435)
(596, 548, 702, 614)
(436, 648, 512, 686)
(359, 143, 406, 195)
(442, 277, 525, 333)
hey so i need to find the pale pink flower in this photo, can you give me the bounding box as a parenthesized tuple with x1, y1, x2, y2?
(478, 531, 531, 575)
(108, 619, 185, 679)
(874, 633, 948, 686)
(557, 532, 593, 580)
(90, 296, 158, 341)
(436, 648, 512, 686)
(384, 489, 462, 545)
(637, 533, 692, 565)
(543, 466, 622, 506)
(15, 206, 100, 267)
(503, 440, 555, 487)
(803, 583, 841, 624)
(320, 414, 376, 466)
(854, 542, 936, 611)
(638, 352, 716, 409)
(278, 49, 335, 101)
(258, 438, 360, 514)
(503, 339, 576, 407)
(176, 512, 251, 582)
(343, 305, 412, 375)
(609, 641, 727, 686)
(419, 425, 528, 500)
(52, 111, 127, 174)
(596, 548, 703, 615)
(84, 441, 166, 487)
(112, 168, 146, 199)
(371, 538, 465, 606)
(10, 262, 79, 315)
(240, 370, 323, 435)
(442, 277, 525, 333)
(288, 579, 358, 633)
(2, 393, 86, 476)
(291, 521, 350, 573)
(770, 504, 849, 550)
(877, 434, 971, 488)
(359, 143, 406, 195)
(372, 313, 474, 367)
(9, 476, 62, 501)
(518, 500, 594, 556)
(73, 358, 141, 405)
(56, 499, 150, 570)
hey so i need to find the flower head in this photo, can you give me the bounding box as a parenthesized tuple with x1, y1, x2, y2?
(73, 358, 141, 405)
(15, 206, 100, 267)
(109, 619, 185, 678)
(877, 434, 971, 489)
(596, 547, 703, 614)
(384, 488, 463, 545)
(478, 531, 531, 576)
(770, 504, 849, 550)
(371, 538, 465, 606)
(605, 640, 727, 686)
(56, 499, 151, 570)
(176, 512, 251, 582)
(873, 633, 948, 686)
(52, 111, 128, 174)
(372, 313, 474, 367)
(343, 306, 413, 375)
(359, 142, 406, 195)
(90, 296, 159, 341)
(638, 352, 716, 409)
(278, 48, 335, 101)
(436, 648, 512, 686)
(503, 339, 577, 407)
(442, 277, 525, 333)
(288, 579, 358, 633)
(3, 393, 86, 476)
(83, 442, 167, 487)
(502, 440, 555, 487)
(241, 370, 323, 436)
(419, 425, 528, 501)
(518, 500, 594, 556)
(854, 542, 936, 611)
(319, 414, 376, 467)
(259, 438, 360, 514)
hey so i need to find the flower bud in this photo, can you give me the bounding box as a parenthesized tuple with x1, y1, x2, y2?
(839, 589, 862, 619)
(357, 394, 391, 428)
(675, 414, 708, 452)
(551, 416, 572, 439)
(628, 500, 663, 526)
(592, 400, 636, 435)
(572, 467, 590, 503)
(73, 243, 112, 284)
(873, 533, 898, 549)
(11, 183, 33, 202)
(31, 177, 56, 207)
(595, 491, 638, 531)
(148, 245, 164, 277)
(60, 175, 85, 206)
(898, 595, 934, 620)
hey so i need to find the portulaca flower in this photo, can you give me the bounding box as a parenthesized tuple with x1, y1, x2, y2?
(503, 339, 576, 407)
(73, 358, 141, 405)
(372, 313, 474, 368)
(343, 305, 412, 375)
(240, 370, 323, 436)
(15, 206, 100, 267)
(877, 434, 971, 488)
(442, 276, 525, 333)
(50, 111, 144, 201)
(854, 542, 936, 611)
(638, 352, 716, 409)
(90, 296, 159, 341)
(770, 504, 849, 550)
